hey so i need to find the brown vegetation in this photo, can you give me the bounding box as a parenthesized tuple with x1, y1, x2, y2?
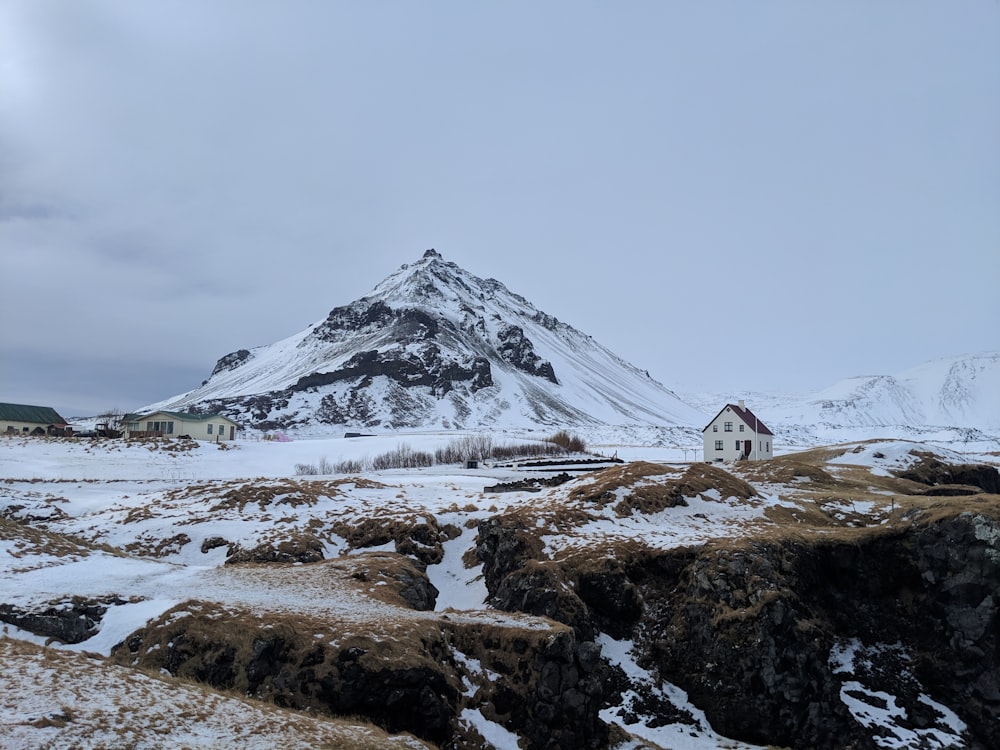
(569, 461, 757, 517)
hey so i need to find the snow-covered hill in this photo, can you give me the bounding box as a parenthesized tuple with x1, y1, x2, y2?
(148, 250, 704, 433)
(682, 352, 1000, 448)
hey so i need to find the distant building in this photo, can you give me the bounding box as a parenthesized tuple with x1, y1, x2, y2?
(0, 402, 70, 436)
(703, 400, 773, 462)
(123, 411, 239, 441)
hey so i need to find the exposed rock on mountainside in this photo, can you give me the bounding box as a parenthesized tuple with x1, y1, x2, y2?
(148, 249, 703, 432)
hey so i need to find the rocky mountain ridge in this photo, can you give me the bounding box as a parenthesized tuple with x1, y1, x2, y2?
(150, 249, 702, 432)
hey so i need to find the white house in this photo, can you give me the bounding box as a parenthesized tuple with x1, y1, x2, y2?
(124, 411, 239, 442)
(703, 401, 773, 462)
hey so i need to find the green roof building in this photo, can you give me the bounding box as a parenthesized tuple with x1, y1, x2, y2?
(0, 402, 70, 436)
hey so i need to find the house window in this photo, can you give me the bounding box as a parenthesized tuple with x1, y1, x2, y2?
(714, 440, 723, 451)
(736, 441, 741, 450)
(724, 422, 733, 432)
(739, 424, 744, 432)
(712, 425, 718, 432)
(207, 424, 213, 435)
(766, 441, 770, 452)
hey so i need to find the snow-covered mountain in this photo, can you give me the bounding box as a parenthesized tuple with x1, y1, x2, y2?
(149, 249, 704, 432)
(683, 352, 1000, 444)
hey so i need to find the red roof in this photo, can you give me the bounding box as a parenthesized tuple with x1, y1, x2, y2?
(702, 403, 773, 435)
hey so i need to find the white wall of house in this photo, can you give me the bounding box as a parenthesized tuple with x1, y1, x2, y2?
(180, 417, 238, 441)
(127, 413, 238, 441)
(702, 406, 773, 462)
(3, 420, 53, 435)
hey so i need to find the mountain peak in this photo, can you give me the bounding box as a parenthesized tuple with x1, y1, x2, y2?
(149, 250, 705, 432)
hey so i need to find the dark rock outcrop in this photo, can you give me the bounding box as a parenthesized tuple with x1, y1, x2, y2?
(895, 455, 1000, 494)
(333, 513, 460, 566)
(113, 602, 607, 749)
(311, 300, 399, 343)
(0, 596, 125, 644)
(225, 535, 325, 564)
(347, 553, 440, 611)
(210, 348, 252, 376)
(291, 348, 493, 398)
(476, 505, 1000, 749)
(496, 324, 558, 384)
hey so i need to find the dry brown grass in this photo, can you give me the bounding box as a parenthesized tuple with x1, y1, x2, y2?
(728, 447, 1000, 546)
(569, 461, 757, 518)
(0, 516, 126, 561)
(738, 457, 840, 488)
(124, 532, 192, 558)
(162, 477, 390, 514)
(321, 552, 435, 610)
(1, 638, 435, 749)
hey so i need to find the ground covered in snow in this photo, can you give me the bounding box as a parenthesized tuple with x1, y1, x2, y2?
(0, 638, 431, 750)
(1, 432, 997, 749)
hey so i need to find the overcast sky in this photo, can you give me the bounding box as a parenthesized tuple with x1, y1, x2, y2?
(2, 1, 998, 417)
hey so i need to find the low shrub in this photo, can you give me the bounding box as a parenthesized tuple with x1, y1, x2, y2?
(370, 444, 435, 471)
(435, 434, 494, 464)
(300, 432, 588, 475)
(547, 430, 586, 453)
(335, 458, 368, 474)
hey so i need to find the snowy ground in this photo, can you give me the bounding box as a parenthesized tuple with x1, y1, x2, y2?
(0, 432, 991, 749)
(0, 638, 431, 749)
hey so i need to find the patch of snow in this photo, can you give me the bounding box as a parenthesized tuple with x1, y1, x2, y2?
(428, 517, 489, 611)
(597, 633, 765, 749)
(64, 599, 180, 656)
(459, 707, 521, 750)
(830, 639, 969, 749)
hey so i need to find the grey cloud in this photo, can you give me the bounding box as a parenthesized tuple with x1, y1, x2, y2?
(0, 0, 997, 415)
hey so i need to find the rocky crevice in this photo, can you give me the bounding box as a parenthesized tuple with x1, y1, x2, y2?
(476, 507, 1000, 749)
(0, 596, 127, 644)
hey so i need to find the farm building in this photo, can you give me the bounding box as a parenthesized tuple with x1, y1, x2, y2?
(0, 402, 70, 436)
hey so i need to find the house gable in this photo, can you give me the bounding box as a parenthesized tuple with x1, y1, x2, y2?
(702, 403, 773, 436)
